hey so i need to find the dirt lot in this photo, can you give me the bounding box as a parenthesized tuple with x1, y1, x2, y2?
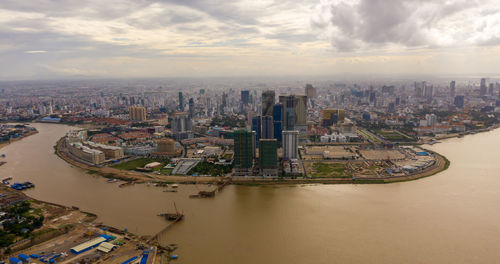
(359, 149, 406, 160)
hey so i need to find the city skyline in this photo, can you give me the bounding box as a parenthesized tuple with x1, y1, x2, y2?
(1, 0, 500, 80)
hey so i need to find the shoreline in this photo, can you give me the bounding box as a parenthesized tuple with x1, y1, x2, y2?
(54, 137, 225, 184)
(55, 134, 451, 186)
(0, 129, 39, 150)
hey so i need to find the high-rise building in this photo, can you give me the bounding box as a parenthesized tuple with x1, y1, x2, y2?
(252, 116, 261, 144)
(258, 138, 278, 177)
(262, 90, 275, 116)
(172, 112, 192, 133)
(241, 90, 250, 105)
(305, 84, 316, 99)
(454, 95, 465, 108)
(489, 83, 494, 95)
(280, 95, 295, 130)
(294, 95, 307, 132)
(424, 84, 433, 99)
(129, 106, 147, 121)
(273, 104, 283, 122)
(261, 115, 274, 139)
(178, 92, 184, 111)
(480, 78, 487, 96)
(234, 130, 254, 173)
(222, 92, 228, 107)
(188, 98, 195, 118)
(322, 109, 345, 127)
(282, 130, 299, 159)
(369, 91, 376, 103)
(279, 95, 307, 133)
(450, 81, 456, 97)
(414, 82, 423, 98)
(273, 104, 283, 142)
(273, 121, 282, 143)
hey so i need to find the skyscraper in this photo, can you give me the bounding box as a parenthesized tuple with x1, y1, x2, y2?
(450, 81, 456, 97)
(294, 95, 307, 132)
(414, 82, 423, 98)
(252, 116, 261, 144)
(188, 98, 194, 118)
(278, 95, 307, 133)
(282, 130, 299, 159)
(305, 84, 316, 99)
(273, 104, 283, 143)
(480, 78, 487, 96)
(178, 92, 184, 111)
(234, 130, 254, 174)
(261, 115, 274, 139)
(222, 92, 228, 107)
(424, 84, 433, 99)
(280, 95, 295, 130)
(258, 138, 278, 177)
(172, 112, 192, 133)
(454, 95, 465, 108)
(262, 90, 275, 117)
(241, 90, 250, 105)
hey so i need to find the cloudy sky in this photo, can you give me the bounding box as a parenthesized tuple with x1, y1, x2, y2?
(1, 0, 500, 80)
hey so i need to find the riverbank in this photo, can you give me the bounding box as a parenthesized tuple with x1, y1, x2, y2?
(0, 182, 163, 263)
(231, 150, 448, 185)
(421, 123, 500, 143)
(0, 129, 38, 150)
(56, 135, 450, 186)
(55, 137, 224, 184)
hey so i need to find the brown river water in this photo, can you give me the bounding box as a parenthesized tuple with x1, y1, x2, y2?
(1, 123, 500, 264)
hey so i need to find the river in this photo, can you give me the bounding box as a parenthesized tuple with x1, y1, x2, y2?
(1, 123, 499, 263)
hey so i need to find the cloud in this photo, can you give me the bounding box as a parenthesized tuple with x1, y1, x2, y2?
(317, 0, 500, 52)
(0, 0, 500, 79)
(24, 50, 47, 54)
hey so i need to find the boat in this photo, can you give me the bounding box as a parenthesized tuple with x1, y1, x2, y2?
(189, 190, 216, 198)
(2, 177, 12, 181)
(119, 182, 133, 188)
(171, 184, 179, 188)
(163, 190, 178, 193)
(107, 179, 118, 183)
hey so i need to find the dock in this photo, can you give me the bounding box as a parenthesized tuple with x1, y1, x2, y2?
(150, 213, 183, 247)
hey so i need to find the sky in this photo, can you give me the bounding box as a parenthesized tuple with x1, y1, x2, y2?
(1, 0, 500, 80)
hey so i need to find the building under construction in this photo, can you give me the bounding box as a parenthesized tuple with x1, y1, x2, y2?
(233, 129, 254, 175)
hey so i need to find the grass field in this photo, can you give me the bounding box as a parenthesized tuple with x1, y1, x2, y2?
(111, 157, 170, 170)
(311, 163, 348, 178)
(374, 130, 414, 142)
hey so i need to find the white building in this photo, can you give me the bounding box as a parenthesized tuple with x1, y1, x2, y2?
(425, 114, 437, 127)
(282, 130, 299, 159)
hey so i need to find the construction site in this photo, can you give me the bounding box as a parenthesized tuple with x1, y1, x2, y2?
(301, 145, 441, 180)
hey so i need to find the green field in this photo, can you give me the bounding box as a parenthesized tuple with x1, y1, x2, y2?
(374, 130, 414, 142)
(111, 157, 170, 171)
(188, 161, 233, 176)
(311, 163, 348, 178)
